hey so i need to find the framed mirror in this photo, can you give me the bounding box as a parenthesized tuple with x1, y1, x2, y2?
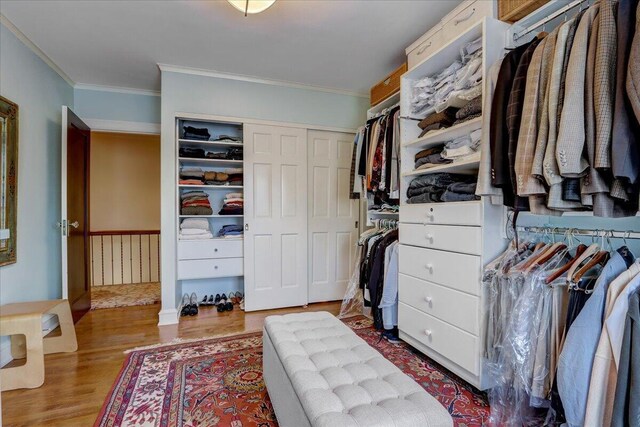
(0, 96, 18, 266)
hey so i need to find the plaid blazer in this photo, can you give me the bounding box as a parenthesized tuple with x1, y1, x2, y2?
(556, 5, 600, 179)
(490, 41, 535, 210)
(504, 39, 541, 210)
(593, 0, 617, 170)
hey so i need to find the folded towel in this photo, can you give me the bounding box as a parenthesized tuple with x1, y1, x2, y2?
(181, 191, 209, 200)
(179, 179, 204, 185)
(225, 192, 243, 199)
(181, 206, 213, 215)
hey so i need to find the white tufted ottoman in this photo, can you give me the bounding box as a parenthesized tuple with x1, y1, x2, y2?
(262, 311, 453, 427)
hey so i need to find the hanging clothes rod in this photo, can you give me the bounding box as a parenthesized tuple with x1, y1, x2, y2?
(512, 0, 589, 41)
(515, 226, 640, 240)
(370, 102, 400, 119)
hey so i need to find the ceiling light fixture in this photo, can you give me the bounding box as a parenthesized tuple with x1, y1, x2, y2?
(227, 0, 275, 16)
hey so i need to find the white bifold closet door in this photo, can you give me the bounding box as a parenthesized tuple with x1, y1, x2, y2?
(243, 124, 308, 311)
(307, 130, 359, 303)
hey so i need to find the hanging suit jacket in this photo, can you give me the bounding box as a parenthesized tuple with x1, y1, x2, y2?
(490, 41, 534, 209)
(593, 0, 617, 171)
(611, 0, 640, 189)
(557, 4, 600, 179)
(627, 0, 640, 122)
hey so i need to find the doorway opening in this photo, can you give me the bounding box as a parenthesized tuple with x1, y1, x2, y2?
(88, 131, 161, 310)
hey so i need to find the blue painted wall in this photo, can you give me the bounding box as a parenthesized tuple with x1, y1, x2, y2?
(0, 23, 75, 305)
(74, 88, 160, 124)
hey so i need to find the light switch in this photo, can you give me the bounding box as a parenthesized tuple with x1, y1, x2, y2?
(0, 229, 9, 240)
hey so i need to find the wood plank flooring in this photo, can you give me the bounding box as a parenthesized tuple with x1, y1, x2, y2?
(1, 301, 340, 427)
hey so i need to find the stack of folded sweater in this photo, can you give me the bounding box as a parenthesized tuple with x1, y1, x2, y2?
(204, 147, 243, 160)
(179, 167, 204, 185)
(413, 129, 482, 171)
(219, 192, 243, 215)
(181, 191, 213, 215)
(179, 218, 213, 240)
(202, 168, 243, 186)
(407, 173, 479, 204)
(179, 147, 206, 158)
(183, 126, 210, 141)
(218, 224, 244, 238)
(453, 95, 482, 125)
(417, 107, 459, 137)
(213, 135, 242, 144)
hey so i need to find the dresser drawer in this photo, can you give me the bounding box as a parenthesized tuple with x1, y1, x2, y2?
(399, 302, 479, 375)
(442, 0, 494, 42)
(399, 274, 479, 335)
(407, 28, 443, 69)
(178, 239, 243, 260)
(400, 201, 482, 226)
(178, 257, 243, 280)
(399, 245, 481, 295)
(399, 223, 482, 255)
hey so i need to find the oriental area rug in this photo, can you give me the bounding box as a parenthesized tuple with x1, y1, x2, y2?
(95, 316, 489, 427)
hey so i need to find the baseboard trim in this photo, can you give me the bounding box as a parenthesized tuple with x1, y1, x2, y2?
(157, 308, 179, 326)
(0, 315, 60, 368)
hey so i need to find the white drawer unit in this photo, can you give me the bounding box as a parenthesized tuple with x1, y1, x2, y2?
(399, 274, 479, 335)
(399, 223, 482, 255)
(399, 245, 481, 295)
(399, 302, 479, 375)
(407, 27, 443, 69)
(400, 201, 483, 226)
(178, 257, 244, 280)
(441, 0, 495, 42)
(178, 239, 243, 260)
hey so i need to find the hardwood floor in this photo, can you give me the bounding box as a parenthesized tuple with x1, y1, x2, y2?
(1, 301, 341, 427)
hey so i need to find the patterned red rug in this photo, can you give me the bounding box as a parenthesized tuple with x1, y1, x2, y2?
(95, 316, 489, 427)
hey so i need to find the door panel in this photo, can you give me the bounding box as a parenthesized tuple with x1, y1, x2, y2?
(61, 107, 91, 322)
(244, 124, 308, 311)
(308, 130, 359, 303)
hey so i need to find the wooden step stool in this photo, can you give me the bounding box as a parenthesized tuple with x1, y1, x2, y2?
(0, 299, 78, 391)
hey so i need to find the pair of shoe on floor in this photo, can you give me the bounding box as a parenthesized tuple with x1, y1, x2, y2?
(180, 292, 199, 316)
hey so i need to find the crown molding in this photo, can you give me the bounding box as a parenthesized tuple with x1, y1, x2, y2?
(74, 83, 160, 97)
(158, 63, 369, 99)
(1, 13, 75, 87)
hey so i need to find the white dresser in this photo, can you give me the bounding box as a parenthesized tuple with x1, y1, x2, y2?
(398, 14, 509, 390)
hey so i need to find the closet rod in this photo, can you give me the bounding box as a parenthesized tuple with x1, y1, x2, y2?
(370, 102, 400, 119)
(515, 226, 640, 240)
(512, 0, 588, 41)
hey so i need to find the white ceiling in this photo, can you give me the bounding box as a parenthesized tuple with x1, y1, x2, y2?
(1, 0, 461, 95)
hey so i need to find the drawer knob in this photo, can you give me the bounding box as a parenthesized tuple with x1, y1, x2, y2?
(214, 248, 218, 252)
(424, 330, 432, 337)
(425, 233, 434, 241)
(214, 265, 219, 269)
(425, 296, 433, 304)
(425, 264, 434, 272)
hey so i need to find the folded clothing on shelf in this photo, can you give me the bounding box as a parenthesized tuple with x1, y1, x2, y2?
(201, 169, 243, 186)
(179, 179, 204, 185)
(410, 42, 482, 118)
(183, 126, 210, 141)
(454, 95, 482, 124)
(179, 147, 206, 158)
(181, 190, 213, 215)
(180, 167, 204, 180)
(219, 192, 244, 215)
(218, 224, 244, 238)
(180, 217, 210, 231)
(214, 135, 242, 143)
(441, 129, 482, 160)
(205, 147, 243, 160)
(406, 173, 478, 204)
(417, 107, 459, 138)
(179, 230, 214, 240)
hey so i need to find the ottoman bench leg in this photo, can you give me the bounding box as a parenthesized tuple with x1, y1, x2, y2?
(1, 314, 45, 391)
(43, 301, 78, 354)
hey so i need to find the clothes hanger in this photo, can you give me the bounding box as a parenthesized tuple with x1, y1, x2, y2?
(545, 229, 588, 284)
(571, 231, 612, 283)
(563, 231, 602, 283)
